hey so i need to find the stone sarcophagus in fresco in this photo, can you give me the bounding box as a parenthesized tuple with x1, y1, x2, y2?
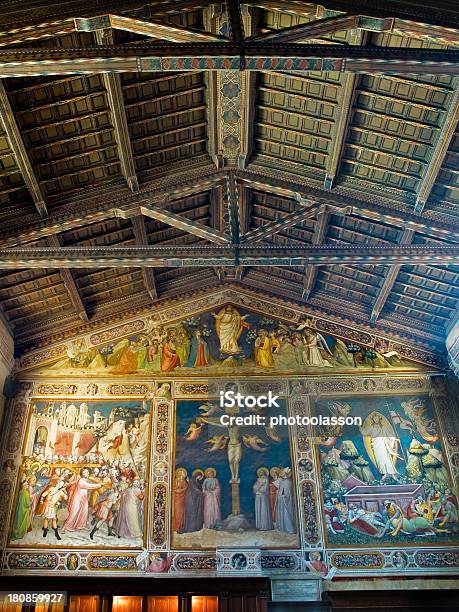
(0, 292, 457, 580)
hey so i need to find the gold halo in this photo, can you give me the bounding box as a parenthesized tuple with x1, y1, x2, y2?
(204, 467, 216, 478)
(175, 467, 187, 478)
(269, 467, 280, 477)
(192, 468, 204, 478)
(257, 467, 269, 477)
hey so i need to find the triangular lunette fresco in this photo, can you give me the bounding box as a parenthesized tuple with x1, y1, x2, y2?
(14, 288, 442, 376)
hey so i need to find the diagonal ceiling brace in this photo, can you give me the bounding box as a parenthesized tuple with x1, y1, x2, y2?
(241, 203, 317, 243)
(0, 81, 47, 217)
(139, 202, 231, 245)
(370, 228, 415, 322)
(47, 235, 88, 321)
(302, 208, 331, 300)
(95, 28, 139, 193)
(131, 215, 157, 301)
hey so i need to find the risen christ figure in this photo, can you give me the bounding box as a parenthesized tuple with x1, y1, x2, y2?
(213, 306, 249, 354)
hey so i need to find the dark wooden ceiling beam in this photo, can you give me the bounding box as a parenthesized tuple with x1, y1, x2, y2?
(204, 4, 255, 169)
(324, 29, 366, 190)
(1, 166, 458, 249)
(95, 28, 138, 193)
(239, 5, 258, 169)
(415, 83, 459, 213)
(46, 234, 88, 321)
(0, 82, 47, 217)
(224, 172, 241, 244)
(202, 6, 226, 168)
(139, 203, 231, 245)
(131, 215, 157, 301)
(0, 45, 457, 76)
(249, 13, 459, 45)
(370, 229, 415, 322)
(226, 0, 245, 43)
(1, 244, 457, 268)
(302, 208, 330, 301)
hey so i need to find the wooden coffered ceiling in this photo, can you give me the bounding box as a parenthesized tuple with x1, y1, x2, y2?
(0, 0, 458, 359)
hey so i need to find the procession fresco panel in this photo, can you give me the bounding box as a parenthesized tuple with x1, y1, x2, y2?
(8, 399, 150, 549)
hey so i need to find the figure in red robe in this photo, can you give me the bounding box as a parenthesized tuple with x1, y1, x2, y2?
(194, 330, 208, 367)
(173, 469, 188, 532)
(161, 338, 181, 372)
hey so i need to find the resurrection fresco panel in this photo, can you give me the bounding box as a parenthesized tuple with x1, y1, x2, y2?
(28, 306, 427, 377)
(172, 398, 300, 549)
(8, 399, 150, 548)
(315, 394, 458, 548)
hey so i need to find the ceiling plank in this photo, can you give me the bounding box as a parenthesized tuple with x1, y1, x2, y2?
(0, 45, 457, 76)
(246, 1, 321, 17)
(95, 28, 138, 193)
(302, 209, 330, 301)
(415, 83, 459, 213)
(131, 215, 157, 301)
(370, 229, 415, 322)
(139, 202, 231, 245)
(0, 81, 47, 217)
(46, 235, 88, 321)
(324, 30, 366, 190)
(1, 244, 457, 268)
(0, 166, 223, 248)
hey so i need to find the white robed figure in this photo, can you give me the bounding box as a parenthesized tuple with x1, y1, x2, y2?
(212, 305, 249, 354)
(275, 468, 296, 533)
(115, 480, 144, 539)
(361, 411, 403, 480)
(253, 468, 273, 531)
